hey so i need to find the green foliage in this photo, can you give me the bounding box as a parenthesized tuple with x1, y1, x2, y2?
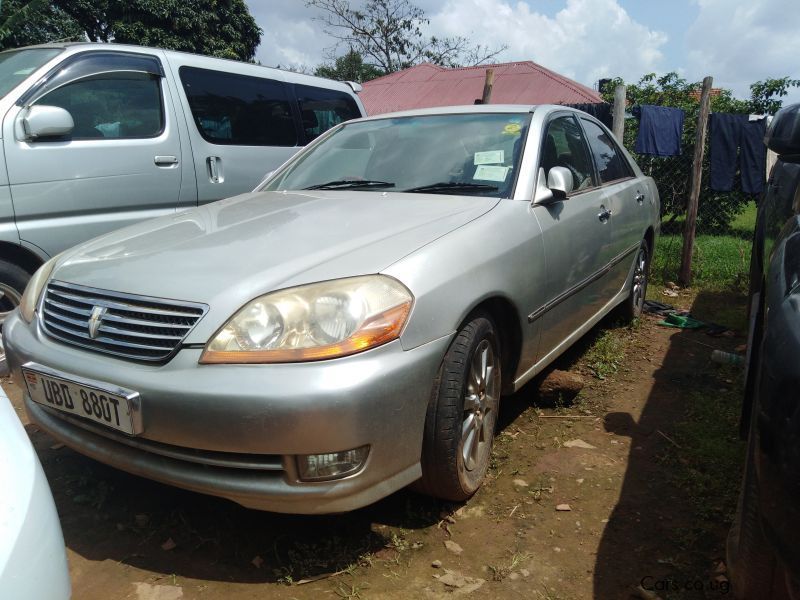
(314, 49, 385, 82)
(52, 0, 261, 61)
(603, 72, 798, 232)
(0, 0, 83, 50)
(307, 0, 504, 73)
(749, 77, 800, 115)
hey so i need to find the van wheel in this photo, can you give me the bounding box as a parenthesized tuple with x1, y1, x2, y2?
(0, 259, 29, 323)
(620, 241, 649, 321)
(416, 313, 501, 501)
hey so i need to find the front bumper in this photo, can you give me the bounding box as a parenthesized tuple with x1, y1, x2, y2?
(4, 311, 450, 514)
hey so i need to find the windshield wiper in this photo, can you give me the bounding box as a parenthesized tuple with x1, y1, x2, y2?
(305, 179, 395, 190)
(403, 182, 499, 194)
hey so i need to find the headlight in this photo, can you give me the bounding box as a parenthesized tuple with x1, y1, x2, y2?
(18, 256, 59, 323)
(200, 275, 413, 364)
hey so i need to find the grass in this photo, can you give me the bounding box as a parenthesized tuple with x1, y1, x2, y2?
(584, 328, 626, 380)
(651, 234, 750, 291)
(652, 201, 755, 291)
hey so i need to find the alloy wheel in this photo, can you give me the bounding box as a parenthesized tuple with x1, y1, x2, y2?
(461, 339, 499, 471)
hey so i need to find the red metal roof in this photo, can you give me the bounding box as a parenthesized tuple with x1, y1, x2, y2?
(359, 61, 603, 115)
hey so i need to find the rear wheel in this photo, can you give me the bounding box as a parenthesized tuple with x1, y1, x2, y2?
(416, 313, 501, 501)
(619, 240, 649, 321)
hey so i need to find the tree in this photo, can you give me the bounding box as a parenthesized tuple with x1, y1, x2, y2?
(314, 48, 384, 82)
(601, 73, 800, 232)
(0, 0, 83, 50)
(52, 0, 261, 61)
(748, 77, 800, 115)
(307, 0, 505, 73)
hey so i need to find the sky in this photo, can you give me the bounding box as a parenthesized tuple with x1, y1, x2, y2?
(246, 0, 800, 106)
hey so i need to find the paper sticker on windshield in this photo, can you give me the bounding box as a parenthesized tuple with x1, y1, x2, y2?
(474, 150, 504, 165)
(502, 123, 522, 136)
(474, 165, 510, 182)
(13, 68, 35, 76)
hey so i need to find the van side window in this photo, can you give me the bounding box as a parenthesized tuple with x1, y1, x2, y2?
(179, 67, 296, 147)
(294, 84, 361, 142)
(580, 118, 633, 184)
(36, 74, 163, 140)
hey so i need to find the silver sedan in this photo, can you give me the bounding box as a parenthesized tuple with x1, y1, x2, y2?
(3, 105, 659, 514)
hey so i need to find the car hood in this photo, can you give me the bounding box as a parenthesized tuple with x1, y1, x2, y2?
(53, 190, 498, 336)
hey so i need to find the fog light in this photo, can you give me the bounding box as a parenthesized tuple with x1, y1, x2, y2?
(296, 446, 370, 481)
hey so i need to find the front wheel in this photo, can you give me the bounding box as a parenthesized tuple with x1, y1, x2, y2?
(0, 259, 28, 323)
(416, 313, 501, 501)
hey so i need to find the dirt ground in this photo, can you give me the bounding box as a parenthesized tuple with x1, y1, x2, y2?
(5, 290, 747, 600)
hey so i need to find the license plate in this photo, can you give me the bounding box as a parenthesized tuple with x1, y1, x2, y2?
(22, 365, 139, 435)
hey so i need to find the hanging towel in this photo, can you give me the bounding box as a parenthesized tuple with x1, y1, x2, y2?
(710, 113, 767, 194)
(634, 105, 685, 156)
(710, 113, 744, 192)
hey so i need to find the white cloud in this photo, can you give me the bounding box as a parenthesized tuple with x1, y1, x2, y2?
(249, 1, 329, 69)
(685, 0, 800, 104)
(427, 0, 668, 87)
(250, 0, 667, 87)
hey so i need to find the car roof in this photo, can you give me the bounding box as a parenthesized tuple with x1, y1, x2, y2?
(1, 42, 360, 95)
(353, 104, 592, 122)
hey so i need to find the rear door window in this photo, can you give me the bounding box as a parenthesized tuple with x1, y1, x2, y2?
(179, 66, 297, 147)
(581, 118, 633, 184)
(294, 84, 361, 142)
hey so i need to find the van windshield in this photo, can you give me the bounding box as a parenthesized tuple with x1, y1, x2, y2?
(262, 112, 530, 199)
(0, 48, 63, 99)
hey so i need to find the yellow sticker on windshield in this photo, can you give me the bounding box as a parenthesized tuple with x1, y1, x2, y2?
(503, 123, 522, 135)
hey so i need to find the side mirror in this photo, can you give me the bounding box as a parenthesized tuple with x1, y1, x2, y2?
(547, 166, 574, 199)
(533, 166, 574, 205)
(22, 105, 74, 140)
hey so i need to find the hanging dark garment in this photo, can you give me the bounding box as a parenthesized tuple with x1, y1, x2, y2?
(634, 105, 685, 156)
(564, 103, 613, 129)
(710, 113, 744, 192)
(740, 118, 767, 194)
(710, 113, 767, 194)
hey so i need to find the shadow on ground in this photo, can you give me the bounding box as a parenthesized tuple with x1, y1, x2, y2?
(592, 289, 747, 599)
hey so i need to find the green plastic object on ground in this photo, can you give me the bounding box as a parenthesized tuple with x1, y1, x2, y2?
(658, 313, 705, 329)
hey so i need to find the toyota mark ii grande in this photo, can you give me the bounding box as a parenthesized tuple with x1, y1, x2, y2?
(3, 105, 659, 514)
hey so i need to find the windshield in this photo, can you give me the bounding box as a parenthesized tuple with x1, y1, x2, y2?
(262, 112, 530, 198)
(0, 48, 62, 99)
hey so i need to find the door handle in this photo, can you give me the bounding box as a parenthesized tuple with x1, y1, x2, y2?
(598, 206, 612, 223)
(154, 155, 178, 167)
(635, 192, 645, 204)
(207, 156, 224, 183)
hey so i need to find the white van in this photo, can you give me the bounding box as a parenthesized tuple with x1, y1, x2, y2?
(0, 43, 366, 317)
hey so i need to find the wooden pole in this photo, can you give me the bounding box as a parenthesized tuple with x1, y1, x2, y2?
(612, 84, 626, 143)
(481, 68, 495, 104)
(679, 76, 713, 287)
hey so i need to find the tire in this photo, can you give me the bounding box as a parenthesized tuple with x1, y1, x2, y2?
(0, 259, 29, 323)
(726, 406, 789, 599)
(0, 259, 30, 376)
(619, 240, 649, 321)
(416, 313, 501, 501)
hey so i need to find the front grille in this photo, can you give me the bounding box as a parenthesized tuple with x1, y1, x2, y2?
(40, 280, 208, 362)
